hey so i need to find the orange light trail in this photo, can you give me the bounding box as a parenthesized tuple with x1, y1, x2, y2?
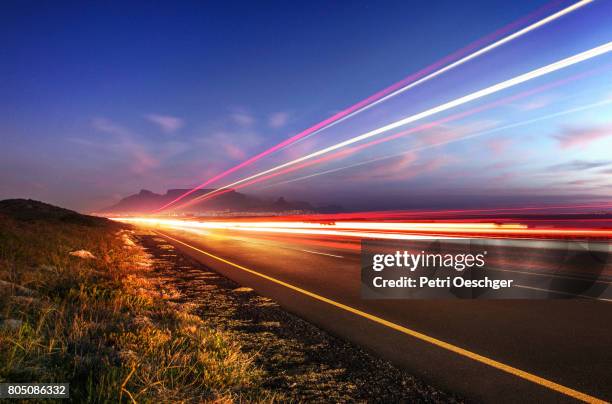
(113, 217, 612, 240)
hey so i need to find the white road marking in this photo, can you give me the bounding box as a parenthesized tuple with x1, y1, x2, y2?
(490, 268, 612, 284)
(514, 284, 612, 303)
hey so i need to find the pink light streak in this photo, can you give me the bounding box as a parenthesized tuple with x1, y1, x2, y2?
(172, 68, 593, 211)
(154, 0, 570, 212)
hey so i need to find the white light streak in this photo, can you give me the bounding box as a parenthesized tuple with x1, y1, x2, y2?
(194, 41, 612, 203)
(287, 0, 596, 146)
(261, 97, 612, 188)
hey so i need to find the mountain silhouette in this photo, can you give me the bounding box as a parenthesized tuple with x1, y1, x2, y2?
(101, 188, 341, 214)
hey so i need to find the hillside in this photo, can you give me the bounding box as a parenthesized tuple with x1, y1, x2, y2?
(0, 199, 111, 226)
(0, 199, 268, 401)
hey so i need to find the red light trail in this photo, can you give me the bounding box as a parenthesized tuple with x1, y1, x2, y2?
(114, 217, 612, 240)
(246, 202, 612, 222)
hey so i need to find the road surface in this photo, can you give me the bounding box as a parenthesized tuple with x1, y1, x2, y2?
(136, 224, 611, 403)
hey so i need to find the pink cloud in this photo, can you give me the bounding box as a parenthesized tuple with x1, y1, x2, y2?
(487, 137, 512, 155)
(416, 120, 498, 147)
(206, 131, 262, 161)
(554, 123, 612, 149)
(145, 114, 184, 133)
(91, 117, 160, 174)
(366, 152, 418, 180)
(222, 142, 247, 160)
(566, 179, 591, 186)
(282, 137, 319, 159)
(128, 145, 159, 174)
(348, 153, 452, 182)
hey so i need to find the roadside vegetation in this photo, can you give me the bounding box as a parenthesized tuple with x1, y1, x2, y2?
(0, 199, 269, 402)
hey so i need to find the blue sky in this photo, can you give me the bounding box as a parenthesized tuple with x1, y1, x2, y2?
(1, 0, 611, 211)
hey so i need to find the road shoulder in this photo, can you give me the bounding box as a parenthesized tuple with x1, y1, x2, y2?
(137, 231, 461, 402)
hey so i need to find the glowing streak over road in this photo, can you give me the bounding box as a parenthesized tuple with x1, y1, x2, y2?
(118, 218, 526, 230)
(273, 0, 594, 148)
(155, 0, 593, 212)
(114, 217, 612, 239)
(262, 98, 612, 188)
(297, 0, 595, 135)
(263, 203, 612, 221)
(115, 217, 463, 240)
(186, 41, 612, 205)
(197, 72, 607, 195)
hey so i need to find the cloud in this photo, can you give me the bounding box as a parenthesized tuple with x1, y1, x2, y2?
(268, 112, 290, 128)
(222, 142, 247, 160)
(553, 123, 612, 149)
(204, 131, 263, 161)
(91, 117, 133, 138)
(564, 179, 594, 186)
(486, 137, 512, 155)
(230, 110, 255, 127)
(145, 114, 184, 133)
(362, 152, 418, 181)
(348, 153, 452, 182)
(548, 160, 612, 171)
(416, 120, 499, 147)
(489, 172, 516, 183)
(91, 118, 159, 174)
(513, 96, 552, 111)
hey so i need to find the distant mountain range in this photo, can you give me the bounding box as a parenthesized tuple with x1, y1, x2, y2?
(100, 189, 343, 215)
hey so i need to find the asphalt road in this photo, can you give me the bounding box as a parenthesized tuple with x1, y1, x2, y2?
(147, 226, 611, 403)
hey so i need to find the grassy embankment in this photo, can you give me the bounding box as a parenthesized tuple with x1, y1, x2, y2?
(0, 200, 270, 402)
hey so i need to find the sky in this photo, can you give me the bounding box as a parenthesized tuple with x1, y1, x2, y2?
(1, 0, 611, 212)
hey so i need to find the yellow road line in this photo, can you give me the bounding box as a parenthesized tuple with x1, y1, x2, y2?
(154, 230, 607, 404)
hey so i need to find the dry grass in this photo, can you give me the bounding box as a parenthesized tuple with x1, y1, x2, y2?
(0, 214, 272, 402)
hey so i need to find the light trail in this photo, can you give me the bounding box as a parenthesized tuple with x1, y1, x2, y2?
(261, 97, 612, 189)
(116, 217, 461, 240)
(215, 73, 611, 195)
(121, 219, 527, 230)
(276, 0, 591, 148)
(114, 217, 612, 239)
(272, 204, 612, 221)
(198, 75, 586, 200)
(182, 41, 612, 207)
(257, 202, 612, 222)
(155, 0, 593, 212)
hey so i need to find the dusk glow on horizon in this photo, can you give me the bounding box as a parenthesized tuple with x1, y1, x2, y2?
(2, 0, 611, 213)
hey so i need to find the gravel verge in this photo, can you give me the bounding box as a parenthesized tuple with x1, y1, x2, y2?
(137, 232, 462, 403)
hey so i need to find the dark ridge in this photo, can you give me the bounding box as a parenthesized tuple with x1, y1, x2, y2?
(101, 188, 333, 214)
(0, 199, 113, 227)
